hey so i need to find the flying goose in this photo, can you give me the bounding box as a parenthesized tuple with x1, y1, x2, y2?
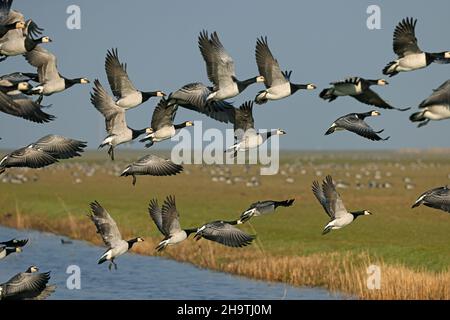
(0, 83, 55, 123)
(0, 266, 56, 300)
(0, 238, 28, 248)
(0, 134, 86, 174)
(88, 201, 144, 270)
(198, 30, 264, 103)
(194, 219, 255, 248)
(312, 175, 372, 234)
(0, 34, 51, 61)
(410, 80, 450, 127)
(0, 71, 38, 86)
(0, 0, 43, 39)
(325, 111, 390, 141)
(140, 98, 194, 148)
(239, 199, 295, 223)
(168, 82, 236, 123)
(226, 101, 286, 155)
(148, 196, 197, 252)
(383, 17, 450, 77)
(120, 154, 183, 186)
(0, 246, 21, 260)
(25, 46, 89, 103)
(319, 77, 410, 111)
(91, 79, 147, 160)
(105, 48, 165, 110)
(412, 186, 450, 213)
(254, 37, 316, 104)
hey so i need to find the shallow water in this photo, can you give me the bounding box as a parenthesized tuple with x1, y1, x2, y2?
(0, 226, 342, 300)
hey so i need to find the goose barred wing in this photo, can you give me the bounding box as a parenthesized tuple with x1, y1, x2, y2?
(88, 201, 123, 248)
(0, 238, 28, 247)
(198, 221, 255, 248)
(0, 91, 55, 123)
(148, 198, 166, 236)
(255, 37, 286, 87)
(0, 146, 57, 169)
(234, 101, 254, 138)
(105, 48, 137, 100)
(1, 272, 51, 300)
(198, 30, 236, 90)
(393, 17, 422, 57)
(24, 46, 59, 83)
(34, 135, 86, 159)
(421, 187, 450, 212)
(150, 98, 177, 131)
(322, 175, 348, 218)
(418, 80, 450, 109)
(352, 88, 399, 110)
(123, 154, 183, 177)
(337, 115, 387, 141)
(312, 180, 333, 218)
(161, 195, 182, 235)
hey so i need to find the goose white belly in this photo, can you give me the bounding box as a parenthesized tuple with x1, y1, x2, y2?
(398, 53, 427, 71)
(423, 105, 450, 120)
(152, 126, 176, 142)
(168, 231, 188, 245)
(325, 214, 354, 230)
(210, 82, 239, 100)
(240, 134, 263, 150)
(103, 129, 133, 147)
(265, 83, 291, 100)
(116, 92, 142, 109)
(42, 79, 66, 95)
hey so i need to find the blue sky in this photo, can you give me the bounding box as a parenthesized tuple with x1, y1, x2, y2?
(0, 0, 449, 150)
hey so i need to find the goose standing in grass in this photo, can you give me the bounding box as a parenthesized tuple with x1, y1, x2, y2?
(226, 101, 286, 156)
(168, 82, 236, 123)
(0, 82, 55, 123)
(383, 17, 450, 77)
(148, 196, 197, 252)
(0, 266, 56, 300)
(88, 201, 144, 270)
(325, 111, 390, 142)
(194, 218, 255, 248)
(254, 36, 316, 104)
(239, 199, 295, 223)
(91, 80, 147, 160)
(319, 77, 409, 111)
(410, 80, 450, 127)
(198, 30, 264, 103)
(312, 175, 372, 234)
(0, 134, 86, 174)
(0, 246, 21, 260)
(105, 48, 165, 110)
(140, 97, 194, 148)
(121, 154, 183, 186)
(24, 46, 89, 103)
(412, 186, 450, 213)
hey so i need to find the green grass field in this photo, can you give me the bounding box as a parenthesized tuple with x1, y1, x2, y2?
(0, 150, 449, 272)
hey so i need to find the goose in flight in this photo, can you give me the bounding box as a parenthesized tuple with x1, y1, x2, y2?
(254, 36, 316, 104)
(120, 154, 183, 186)
(240, 199, 295, 223)
(140, 98, 193, 148)
(168, 82, 236, 123)
(194, 219, 255, 248)
(0, 0, 43, 40)
(0, 82, 55, 123)
(412, 186, 450, 214)
(198, 30, 264, 103)
(410, 80, 450, 127)
(88, 201, 144, 270)
(320, 77, 409, 111)
(25, 46, 89, 103)
(148, 196, 197, 252)
(91, 79, 147, 160)
(0, 134, 86, 174)
(105, 48, 165, 110)
(0, 266, 56, 300)
(0, 238, 28, 248)
(227, 101, 286, 156)
(383, 17, 450, 77)
(312, 175, 372, 234)
(325, 111, 390, 142)
(0, 71, 38, 86)
(0, 246, 21, 260)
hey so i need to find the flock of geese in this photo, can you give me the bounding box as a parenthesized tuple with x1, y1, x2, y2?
(0, 0, 450, 299)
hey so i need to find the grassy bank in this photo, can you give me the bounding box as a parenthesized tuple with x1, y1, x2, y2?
(0, 150, 449, 299)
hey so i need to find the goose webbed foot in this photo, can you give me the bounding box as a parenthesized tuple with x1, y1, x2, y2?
(107, 146, 115, 161)
(132, 175, 137, 186)
(36, 95, 43, 105)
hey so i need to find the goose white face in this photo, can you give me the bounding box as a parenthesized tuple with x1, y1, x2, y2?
(30, 266, 39, 273)
(80, 78, 90, 84)
(16, 247, 22, 253)
(371, 111, 381, 117)
(41, 36, 52, 43)
(377, 79, 388, 86)
(156, 91, 166, 97)
(364, 210, 372, 215)
(137, 237, 145, 242)
(146, 128, 154, 134)
(307, 84, 317, 90)
(256, 76, 265, 83)
(276, 129, 286, 135)
(17, 82, 30, 91)
(15, 21, 25, 29)
(445, 52, 450, 59)
(185, 121, 194, 127)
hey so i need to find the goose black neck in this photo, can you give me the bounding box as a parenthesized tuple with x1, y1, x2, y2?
(64, 78, 83, 88)
(350, 211, 365, 219)
(356, 111, 372, 119)
(5, 248, 16, 256)
(290, 83, 308, 94)
(127, 238, 140, 249)
(184, 228, 198, 236)
(174, 122, 187, 130)
(425, 52, 445, 65)
(141, 91, 158, 103)
(235, 76, 258, 92)
(367, 79, 379, 86)
(25, 37, 42, 52)
(132, 128, 147, 140)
